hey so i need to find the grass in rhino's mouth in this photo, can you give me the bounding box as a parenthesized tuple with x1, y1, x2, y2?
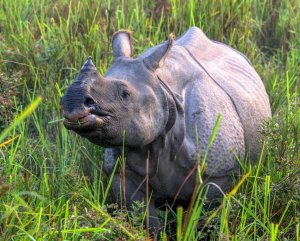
(62, 113, 94, 127)
(63, 114, 111, 130)
(63, 114, 91, 125)
(65, 119, 90, 125)
(66, 121, 88, 125)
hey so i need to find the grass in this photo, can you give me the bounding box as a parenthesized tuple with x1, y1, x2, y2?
(0, 0, 299, 240)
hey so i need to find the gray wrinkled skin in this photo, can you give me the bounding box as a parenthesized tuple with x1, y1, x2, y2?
(61, 27, 271, 237)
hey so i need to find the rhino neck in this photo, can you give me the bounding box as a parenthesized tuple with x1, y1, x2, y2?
(126, 125, 185, 180)
(124, 78, 185, 179)
(158, 74, 185, 154)
(155, 45, 199, 91)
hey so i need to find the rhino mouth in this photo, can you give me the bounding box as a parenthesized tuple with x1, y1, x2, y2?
(63, 113, 111, 130)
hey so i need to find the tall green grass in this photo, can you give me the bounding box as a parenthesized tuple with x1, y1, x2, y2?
(0, 0, 299, 240)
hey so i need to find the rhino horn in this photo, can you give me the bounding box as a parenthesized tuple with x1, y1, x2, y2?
(143, 33, 174, 71)
(112, 30, 133, 59)
(81, 56, 98, 72)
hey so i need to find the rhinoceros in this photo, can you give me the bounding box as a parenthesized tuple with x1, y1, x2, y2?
(61, 27, 271, 236)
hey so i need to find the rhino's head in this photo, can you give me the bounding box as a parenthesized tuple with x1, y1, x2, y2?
(61, 31, 176, 147)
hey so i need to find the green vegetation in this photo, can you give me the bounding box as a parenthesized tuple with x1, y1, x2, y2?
(0, 0, 299, 240)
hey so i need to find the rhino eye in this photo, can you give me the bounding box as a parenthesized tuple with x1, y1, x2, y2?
(121, 90, 130, 99)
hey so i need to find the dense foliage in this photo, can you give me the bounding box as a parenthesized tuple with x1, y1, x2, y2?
(0, 0, 299, 240)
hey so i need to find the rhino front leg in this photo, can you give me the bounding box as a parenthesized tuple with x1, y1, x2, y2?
(111, 173, 162, 239)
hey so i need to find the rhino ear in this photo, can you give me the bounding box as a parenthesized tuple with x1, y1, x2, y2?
(143, 33, 174, 71)
(112, 30, 133, 59)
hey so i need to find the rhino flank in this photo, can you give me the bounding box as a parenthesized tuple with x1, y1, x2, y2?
(61, 27, 271, 237)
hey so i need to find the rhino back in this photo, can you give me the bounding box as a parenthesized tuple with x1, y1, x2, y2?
(174, 27, 271, 161)
(138, 27, 270, 161)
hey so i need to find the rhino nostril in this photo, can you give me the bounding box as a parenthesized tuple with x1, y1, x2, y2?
(84, 97, 96, 108)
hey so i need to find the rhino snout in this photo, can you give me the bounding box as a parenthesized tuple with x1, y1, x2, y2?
(62, 108, 91, 123)
(61, 93, 94, 125)
(61, 93, 94, 115)
(61, 92, 113, 133)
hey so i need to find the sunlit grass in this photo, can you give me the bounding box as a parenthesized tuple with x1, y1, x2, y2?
(0, 0, 299, 240)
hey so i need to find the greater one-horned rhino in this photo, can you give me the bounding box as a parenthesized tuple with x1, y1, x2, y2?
(61, 27, 271, 236)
